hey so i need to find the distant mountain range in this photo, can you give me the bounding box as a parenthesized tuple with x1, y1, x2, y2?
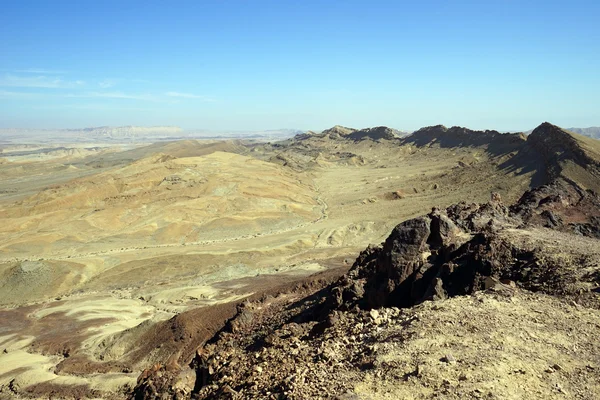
(1, 124, 599, 144)
(0, 126, 303, 143)
(77, 125, 183, 138)
(522, 126, 600, 139)
(306, 125, 600, 142)
(565, 127, 600, 139)
(0, 126, 183, 142)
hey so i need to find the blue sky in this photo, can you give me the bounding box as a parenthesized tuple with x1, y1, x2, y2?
(1, 0, 599, 132)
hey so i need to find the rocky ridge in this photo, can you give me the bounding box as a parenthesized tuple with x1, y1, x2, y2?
(402, 125, 526, 150)
(294, 125, 406, 143)
(131, 174, 600, 399)
(2, 121, 597, 399)
(526, 123, 600, 192)
(129, 123, 600, 400)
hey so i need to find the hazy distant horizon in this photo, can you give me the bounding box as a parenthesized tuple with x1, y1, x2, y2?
(1, 117, 599, 136)
(2, 122, 599, 138)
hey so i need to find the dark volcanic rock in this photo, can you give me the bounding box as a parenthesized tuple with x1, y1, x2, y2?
(525, 122, 600, 193)
(131, 179, 600, 400)
(330, 217, 431, 310)
(403, 125, 526, 153)
(328, 179, 600, 312)
(296, 125, 405, 142)
(527, 122, 600, 181)
(347, 126, 402, 141)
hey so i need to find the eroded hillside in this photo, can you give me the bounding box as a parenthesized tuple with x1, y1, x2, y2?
(134, 178, 600, 400)
(1, 122, 599, 399)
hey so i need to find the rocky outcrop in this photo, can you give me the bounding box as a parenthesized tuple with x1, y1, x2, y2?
(347, 126, 404, 141)
(403, 122, 600, 192)
(293, 125, 405, 143)
(131, 179, 600, 399)
(130, 123, 600, 399)
(321, 125, 356, 139)
(404, 125, 526, 152)
(330, 180, 600, 313)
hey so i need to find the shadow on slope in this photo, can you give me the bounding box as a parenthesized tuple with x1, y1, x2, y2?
(403, 122, 600, 190)
(131, 177, 600, 399)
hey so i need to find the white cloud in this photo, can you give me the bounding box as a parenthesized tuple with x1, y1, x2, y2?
(98, 79, 116, 89)
(0, 87, 213, 104)
(0, 90, 41, 99)
(15, 68, 67, 74)
(66, 91, 158, 101)
(32, 103, 155, 111)
(165, 91, 215, 101)
(0, 74, 85, 89)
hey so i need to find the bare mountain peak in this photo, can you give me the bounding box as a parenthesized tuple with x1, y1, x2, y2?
(415, 124, 449, 133)
(528, 121, 586, 144)
(348, 126, 405, 141)
(321, 125, 356, 136)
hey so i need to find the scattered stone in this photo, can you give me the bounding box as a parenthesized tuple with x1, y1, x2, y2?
(369, 309, 380, 320)
(392, 190, 404, 199)
(500, 279, 516, 288)
(335, 391, 361, 400)
(8, 379, 19, 394)
(221, 385, 238, 395)
(131, 171, 600, 400)
(554, 383, 567, 394)
(484, 276, 501, 290)
(442, 354, 457, 364)
(552, 363, 563, 371)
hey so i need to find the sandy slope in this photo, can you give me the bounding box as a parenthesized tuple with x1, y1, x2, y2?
(0, 151, 320, 258)
(0, 131, 551, 398)
(358, 290, 600, 400)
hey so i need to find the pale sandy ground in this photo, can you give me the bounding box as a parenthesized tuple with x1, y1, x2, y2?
(0, 138, 537, 397)
(0, 263, 328, 397)
(355, 290, 600, 399)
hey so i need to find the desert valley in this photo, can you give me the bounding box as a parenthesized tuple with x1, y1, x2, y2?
(0, 122, 599, 399)
(3, 1, 600, 398)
